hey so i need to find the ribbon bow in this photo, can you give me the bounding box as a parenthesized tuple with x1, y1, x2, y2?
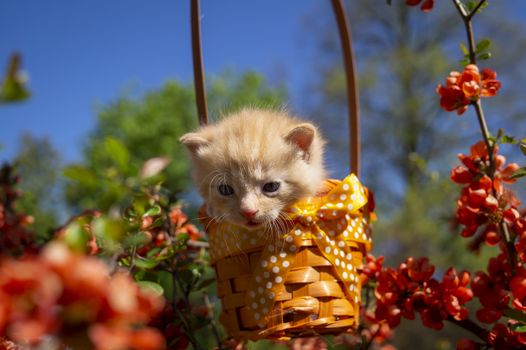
(205, 174, 372, 329)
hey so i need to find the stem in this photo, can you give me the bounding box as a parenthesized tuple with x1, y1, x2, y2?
(204, 293, 224, 350)
(453, 0, 517, 270)
(447, 317, 488, 342)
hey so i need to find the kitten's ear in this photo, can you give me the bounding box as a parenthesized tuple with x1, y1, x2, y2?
(285, 123, 316, 159)
(179, 132, 209, 154)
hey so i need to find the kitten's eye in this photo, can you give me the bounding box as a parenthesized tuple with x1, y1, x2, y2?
(263, 182, 280, 193)
(218, 184, 234, 196)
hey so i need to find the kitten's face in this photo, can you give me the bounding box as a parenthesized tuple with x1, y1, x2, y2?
(180, 109, 325, 231)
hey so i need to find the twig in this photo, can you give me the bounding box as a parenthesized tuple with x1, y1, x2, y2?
(204, 293, 225, 350)
(447, 317, 488, 342)
(467, 0, 487, 20)
(453, 0, 517, 270)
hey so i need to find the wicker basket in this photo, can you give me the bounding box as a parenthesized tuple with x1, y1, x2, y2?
(202, 174, 373, 340)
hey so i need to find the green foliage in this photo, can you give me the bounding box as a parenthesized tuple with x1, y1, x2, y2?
(0, 53, 30, 104)
(65, 71, 286, 212)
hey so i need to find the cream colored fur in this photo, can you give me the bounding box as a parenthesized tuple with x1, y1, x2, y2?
(180, 108, 326, 230)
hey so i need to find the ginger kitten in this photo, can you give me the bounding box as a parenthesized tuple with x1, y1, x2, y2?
(180, 108, 326, 230)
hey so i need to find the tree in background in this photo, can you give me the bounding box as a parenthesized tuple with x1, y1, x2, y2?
(64, 71, 286, 213)
(13, 133, 61, 242)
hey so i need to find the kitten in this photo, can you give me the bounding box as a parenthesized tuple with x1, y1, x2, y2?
(180, 108, 326, 230)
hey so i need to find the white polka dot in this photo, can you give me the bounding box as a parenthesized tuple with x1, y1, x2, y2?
(349, 286, 353, 292)
(335, 258, 340, 266)
(333, 248, 339, 255)
(268, 292, 275, 299)
(354, 296, 358, 303)
(279, 252, 286, 258)
(338, 241, 345, 248)
(332, 211, 337, 216)
(275, 276, 283, 283)
(270, 256, 277, 263)
(358, 227, 363, 234)
(354, 232, 359, 239)
(362, 234, 368, 240)
(316, 232, 323, 239)
(343, 230, 349, 237)
(343, 184, 350, 190)
(319, 213, 324, 218)
(329, 230, 335, 236)
(261, 260, 268, 268)
(285, 236, 293, 242)
(337, 224, 342, 230)
(337, 203, 344, 208)
(325, 246, 331, 254)
(340, 251, 345, 258)
(272, 266, 280, 273)
(351, 220, 356, 227)
(266, 282, 272, 289)
(351, 194, 357, 201)
(340, 194, 347, 201)
(343, 272, 348, 279)
(282, 261, 290, 268)
(294, 229, 302, 236)
(289, 245, 297, 252)
(347, 263, 353, 270)
(347, 204, 354, 211)
(252, 303, 258, 309)
(306, 216, 312, 222)
(346, 253, 352, 260)
(254, 313, 260, 320)
(263, 272, 270, 278)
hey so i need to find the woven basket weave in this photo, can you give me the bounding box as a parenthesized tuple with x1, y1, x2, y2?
(202, 175, 373, 340)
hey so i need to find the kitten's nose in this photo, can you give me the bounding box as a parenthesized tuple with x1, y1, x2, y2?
(240, 209, 258, 219)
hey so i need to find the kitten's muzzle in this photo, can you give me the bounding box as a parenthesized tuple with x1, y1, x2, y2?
(240, 209, 259, 220)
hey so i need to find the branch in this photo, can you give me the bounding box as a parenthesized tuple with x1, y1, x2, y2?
(447, 317, 488, 342)
(453, 0, 517, 270)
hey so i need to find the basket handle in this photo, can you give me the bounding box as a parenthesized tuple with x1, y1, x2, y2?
(190, 0, 360, 176)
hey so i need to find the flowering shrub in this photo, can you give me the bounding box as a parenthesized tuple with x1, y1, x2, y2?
(353, 1, 526, 350)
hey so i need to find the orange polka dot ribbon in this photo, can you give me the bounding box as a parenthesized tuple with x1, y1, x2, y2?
(204, 174, 372, 329)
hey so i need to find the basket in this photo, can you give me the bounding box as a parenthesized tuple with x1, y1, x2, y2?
(190, 0, 369, 340)
(202, 174, 373, 340)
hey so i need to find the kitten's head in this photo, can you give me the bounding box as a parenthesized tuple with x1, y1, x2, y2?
(180, 109, 326, 230)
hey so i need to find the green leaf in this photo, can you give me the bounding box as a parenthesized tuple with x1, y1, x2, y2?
(123, 232, 150, 248)
(61, 221, 90, 252)
(520, 142, 526, 156)
(144, 205, 162, 217)
(510, 168, 526, 180)
(477, 52, 492, 60)
(503, 308, 526, 323)
(104, 137, 129, 172)
(0, 53, 30, 104)
(63, 165, 97, 187)
(512, 323, 526, 333)
(459, 43, 469, 56)
(136, 281, 164, 296)
(134, 257, 160, 270)
(500, 135, 517, 144)
(91, 217, 126, 242)
(476, 39, 491, 53)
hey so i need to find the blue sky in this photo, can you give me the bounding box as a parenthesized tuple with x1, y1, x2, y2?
(1, 1, 526, 165)
(0, 0, 319, 162)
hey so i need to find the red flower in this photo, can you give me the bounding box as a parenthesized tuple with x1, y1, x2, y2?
(437, 65, 501, 115)
(405, 0, 434, 12)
